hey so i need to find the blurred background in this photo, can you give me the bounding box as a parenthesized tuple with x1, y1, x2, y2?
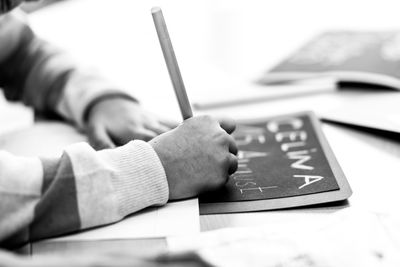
(15, 1, 395, 110)
(4, 0, 400, 125)
(22, 0, 400, 78)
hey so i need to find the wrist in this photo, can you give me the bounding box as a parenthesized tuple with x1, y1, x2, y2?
(84, 93, 138, 124)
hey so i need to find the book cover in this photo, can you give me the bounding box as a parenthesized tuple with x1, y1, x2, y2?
(199, 111, 352, 214)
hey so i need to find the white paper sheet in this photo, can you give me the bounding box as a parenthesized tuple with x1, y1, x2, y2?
(48, 199, 199, 242)
(167, 209, 400, 267)
(321, 91, 400, 134)
(191, 79, 335, 110)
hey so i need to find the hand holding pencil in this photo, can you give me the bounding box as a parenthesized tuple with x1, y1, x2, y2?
(150, 7, 238, 199)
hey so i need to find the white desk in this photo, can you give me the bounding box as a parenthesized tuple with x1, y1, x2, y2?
(3, 0, 400, 256)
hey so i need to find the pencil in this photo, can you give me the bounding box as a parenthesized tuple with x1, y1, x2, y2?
(151, 7, 193, 120)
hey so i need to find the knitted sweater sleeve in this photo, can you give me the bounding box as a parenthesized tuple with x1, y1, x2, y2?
(0, 140, 169, 249)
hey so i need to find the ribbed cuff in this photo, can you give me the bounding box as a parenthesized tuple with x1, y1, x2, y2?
(98, 140, 169, 217)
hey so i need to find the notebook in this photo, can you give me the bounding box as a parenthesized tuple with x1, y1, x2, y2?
(258, 31, 400, 90)
(200, 111, 352, 214)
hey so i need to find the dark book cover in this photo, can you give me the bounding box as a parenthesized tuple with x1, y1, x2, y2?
(200, 111, 352, 214)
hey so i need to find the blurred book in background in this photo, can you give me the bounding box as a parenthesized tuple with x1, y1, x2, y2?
(258, 31, 400, 91)
(257, 30, 400, 136)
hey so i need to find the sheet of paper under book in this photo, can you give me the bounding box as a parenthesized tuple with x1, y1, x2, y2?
(38, 199, 199, 242)
(199, 111, 352, 214)
(320, 91, 400, 135)
(167, 209, 400, 267)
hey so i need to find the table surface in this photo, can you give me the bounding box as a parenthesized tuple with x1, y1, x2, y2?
(3, 0, 400, 257)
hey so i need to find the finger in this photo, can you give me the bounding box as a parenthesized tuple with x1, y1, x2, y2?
(226, 134, 238, 155)
(132, 128, 158, 142)
(159, 118, 180, 129)
(228, 154, 238, 175)
(218, 117, 236, 134)
(106, 128, 134, 146)
(146, 122, 171, 135)
(109, 125, 159, 145)
(87, 126, 115, 150)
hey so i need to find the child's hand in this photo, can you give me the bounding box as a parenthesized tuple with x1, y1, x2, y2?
(86, 98, 176, 150)
(149, 116, 238, 200)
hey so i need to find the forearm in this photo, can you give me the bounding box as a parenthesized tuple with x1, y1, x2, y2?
(0, 141, 168, 249)
(0, 11, 69, 114)
(0, 10, 136, 128)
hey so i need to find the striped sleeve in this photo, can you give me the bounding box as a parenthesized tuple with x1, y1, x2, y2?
(0, 10, 136, 129)
(0, 140, 169, 248)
